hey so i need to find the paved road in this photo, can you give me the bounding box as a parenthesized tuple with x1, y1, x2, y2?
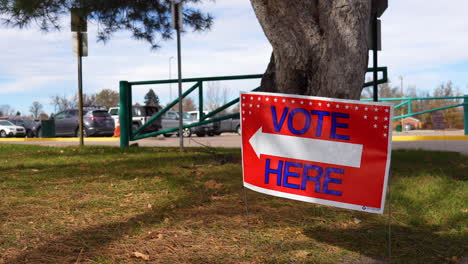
(2, 131, 468, 155)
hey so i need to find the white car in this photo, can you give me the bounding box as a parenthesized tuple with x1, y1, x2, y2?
(0, 120, 26, 137)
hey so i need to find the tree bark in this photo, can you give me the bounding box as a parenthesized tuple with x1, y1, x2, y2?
(250, 0, 372, 100)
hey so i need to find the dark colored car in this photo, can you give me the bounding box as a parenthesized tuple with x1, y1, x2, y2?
(215, 117, 241, 135)
(37, 109, 115, 137)
(8, 119, 39, 137)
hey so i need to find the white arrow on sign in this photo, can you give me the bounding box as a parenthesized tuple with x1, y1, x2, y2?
(248, 127, 363, 168)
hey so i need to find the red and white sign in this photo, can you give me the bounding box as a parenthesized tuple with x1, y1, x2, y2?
(240, 92, 394, 214)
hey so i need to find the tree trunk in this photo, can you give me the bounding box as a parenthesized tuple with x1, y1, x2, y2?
(250, 0, 372, 100)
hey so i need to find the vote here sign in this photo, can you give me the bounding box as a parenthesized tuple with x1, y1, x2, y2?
(240, 92, 394, 214)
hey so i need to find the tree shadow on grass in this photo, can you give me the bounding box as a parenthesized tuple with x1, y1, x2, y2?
(303, 222, 466, 264)
(1, 149, 241, 263)
(1, 170, 217, 264)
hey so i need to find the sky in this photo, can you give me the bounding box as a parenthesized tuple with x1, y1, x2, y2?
(0, 0, 467, 116)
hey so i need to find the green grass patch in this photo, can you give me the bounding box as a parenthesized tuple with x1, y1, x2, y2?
(0, 144, 466, 264)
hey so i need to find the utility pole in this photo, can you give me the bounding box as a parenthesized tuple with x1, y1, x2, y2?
(400, 76, 404, 130)
(172, 0, 184, 151)
(71, 7, 87, 146)
(169, 56, 174, 102)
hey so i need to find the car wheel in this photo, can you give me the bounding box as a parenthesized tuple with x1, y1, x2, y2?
(236, 125, 241, 135)
(75, 128, 88, 137)
(182, 128, 191, 137)
(26, 130, 33, 138)
(36, 128, 42, 138)
(207, 131, 214, 137)
(163, 134, 172, 137)
(0, 130, 6, 138)
(196, 132, 205, 137)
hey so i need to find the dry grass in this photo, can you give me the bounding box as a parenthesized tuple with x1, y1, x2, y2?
(0, 144, 466, 264)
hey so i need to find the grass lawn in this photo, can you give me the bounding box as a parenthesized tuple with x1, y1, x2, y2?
(0, 144, 466, 264)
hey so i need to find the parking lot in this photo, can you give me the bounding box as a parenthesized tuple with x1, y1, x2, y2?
(1, 130, 468, 155)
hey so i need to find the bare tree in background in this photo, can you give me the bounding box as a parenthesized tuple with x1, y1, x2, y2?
(205, 82, 231, 112)
(29, 101, 44, 119)
(0, 105, 15, 116)
(172, 97, 197, 112)
(50, 95, 72, 112)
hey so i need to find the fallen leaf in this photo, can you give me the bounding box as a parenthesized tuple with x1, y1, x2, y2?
(31, 169, 39, 172)
(204, 180, 223, 189)
(353, 218, 362, 224)
(132, 252, 150, 260)
(147, 203, 152, 209)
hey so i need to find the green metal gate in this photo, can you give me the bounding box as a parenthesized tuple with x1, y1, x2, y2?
(119, 68, 389, 147)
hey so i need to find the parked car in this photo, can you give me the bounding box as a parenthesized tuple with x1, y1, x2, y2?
(161, 110, 195, 137)
(8, 119, 39, 138)
(186, 110, 219, 137)
(0, 120, 26, 137)
(108, 105, 162, 134)
(217, 117, 241, 135)
(188, 111, 240, 135)
(36, 109, 115, 137)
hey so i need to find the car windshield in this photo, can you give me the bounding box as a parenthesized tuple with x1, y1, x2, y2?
(0, 120, 14, 126)
(183, 112, 194, 120)
(109, 108, 119, 115)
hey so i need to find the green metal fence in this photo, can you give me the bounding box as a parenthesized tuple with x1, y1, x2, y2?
(362, 95, 468, 135)
(119, 68, 389, 147)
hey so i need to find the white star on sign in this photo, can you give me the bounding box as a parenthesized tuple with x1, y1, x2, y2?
(345, 105, 349, 109)
(242, 103, 245, 107)
(318, 103, 322, 106)
(384, 117, 388, 121)
(249, 104, 252, 107)
(249, 111, 252, 115)
(374, 116, 378, 120)
(327, 103, 331, 107)
(282, 99, 286, 103)
(266, 98, 270, 101)
(309, 102, 313, 105)
(364, 115, 368, 119)
(374, 108, 378, 112)
(300, 101, 304, 104)
(374, 124, 378, 128)
(385, 109, 389, 112)
(365, 107, 368, 111)
(384, 125, 388, 129)
(258, 97, 261, 101)
(355, 106, 359, 110)
(292, 100, 295, 103)
(274, 98, 278, 102)
(336, 104, 340, 108)
(257, 105, 260, 108)
(250, 97, 253, 100)
(384, 133, 387, 137)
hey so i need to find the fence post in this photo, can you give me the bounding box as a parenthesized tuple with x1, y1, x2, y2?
(119, 81, 130, 148)
(198, 81, 204, 120)
(464, 95, 468, 136)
